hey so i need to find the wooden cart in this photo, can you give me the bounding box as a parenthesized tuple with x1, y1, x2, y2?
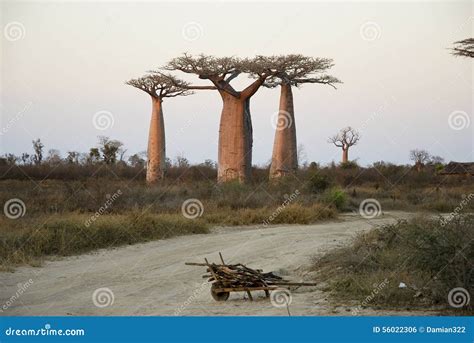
(186, 253, 317, 302)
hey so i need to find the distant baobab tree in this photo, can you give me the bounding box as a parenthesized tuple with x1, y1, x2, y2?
(328, 127, 360, 163)
(409, 149, 430, 172)
(126, 73, 196, 184)
(165, 54, 272, 183)
(259, 55, 340, 179)
(451, 38, 474, 58)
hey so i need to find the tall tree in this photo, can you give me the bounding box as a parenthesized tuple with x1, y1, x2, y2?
(451, 38, 474, 58)
(126, 73, 200, 183)
(165, 54, 272, 183)
(257, 55, 340, 179)
(328, 127, 360, 163)
(32, 139, 44, 165)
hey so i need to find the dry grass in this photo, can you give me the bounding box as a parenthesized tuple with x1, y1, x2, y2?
(0, 213, 209, 270)
(312, 215, 474, 314)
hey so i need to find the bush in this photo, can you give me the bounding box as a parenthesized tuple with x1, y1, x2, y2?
(323, 188, 347, 210)
(307, 172, 331, 193)
(339, 160, 359, 169)
(313, 215, 474, 313)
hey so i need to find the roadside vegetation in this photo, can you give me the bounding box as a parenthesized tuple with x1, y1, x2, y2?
(1, 140, 473, 270)
(312, 215, 474, 314)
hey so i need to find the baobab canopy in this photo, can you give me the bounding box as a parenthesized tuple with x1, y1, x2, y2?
(255, 54, 341, 88)
(451, 38, 474, 59)
(127, 53, 341, 184)
(164, 53, 273, 98)
(125, 72, 193, 100)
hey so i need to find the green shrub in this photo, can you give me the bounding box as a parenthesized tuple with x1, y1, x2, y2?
(323, 188, 347, 210)
(307, 172, 331, 193)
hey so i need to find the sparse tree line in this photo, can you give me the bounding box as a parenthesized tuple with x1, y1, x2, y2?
(0, 135, 444, 176)
(0, 137, 201, 170)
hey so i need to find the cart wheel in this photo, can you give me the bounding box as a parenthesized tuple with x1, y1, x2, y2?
(211, 284, 230, 301)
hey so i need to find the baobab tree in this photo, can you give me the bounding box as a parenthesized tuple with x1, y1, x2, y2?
(452, 38, 474, 58)
(328, 127, 360, 163)
(165, 54, 273, 183)
(409, 149, 430, 172)
(258, 55, 340, 179)
(126, 73, 194, 184)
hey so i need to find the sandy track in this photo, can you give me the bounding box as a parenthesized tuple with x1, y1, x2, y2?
(0, 212, 433, 316)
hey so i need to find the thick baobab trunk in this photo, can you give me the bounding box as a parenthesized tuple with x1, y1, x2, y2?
(217, 92, 253, 183)
(342, 148, 349, 163)
(269, 84, 297, 179)
(146, 97, 166, 184)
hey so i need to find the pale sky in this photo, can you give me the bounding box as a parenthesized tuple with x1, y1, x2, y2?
(1, 0, 473, 166)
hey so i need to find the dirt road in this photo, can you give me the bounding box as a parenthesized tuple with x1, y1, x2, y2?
(0, 212, 433, 316)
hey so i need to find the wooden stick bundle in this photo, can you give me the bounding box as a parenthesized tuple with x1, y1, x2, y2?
(185, 253, 317, 289)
